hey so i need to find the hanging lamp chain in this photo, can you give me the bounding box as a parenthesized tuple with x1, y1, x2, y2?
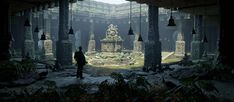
(193, 7, 196, 28)
(70, 3, 73, 27)
(130, 1, 132, 26)
(203, 4, 207, 41)
(139, 3, 141, 35)
(42, 10, 44, 31)
(35, 12, 38, 27)
(171, 8, 172, 17)
(138, 0, 143, 42)
(194, 15, 196, 28)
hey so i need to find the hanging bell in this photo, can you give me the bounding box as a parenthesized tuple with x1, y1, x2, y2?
(192, 28, 196, 34)
(34, 26, 39, 32)
(128, 26, 134, 35)
(40, 32, 46, 40)
(68, 26, 74, 34)
(202, 35, 208, 43)
(138, 34, 143, 42)
(24, 18, 31, 26)
(167, 16, 176, 26)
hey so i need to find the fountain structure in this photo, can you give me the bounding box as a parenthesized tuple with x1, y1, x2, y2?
(101, 24, 123, 52)
(85, 24, 142, 67)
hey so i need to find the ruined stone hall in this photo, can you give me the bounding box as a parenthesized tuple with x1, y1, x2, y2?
(0, 0, 232, 102)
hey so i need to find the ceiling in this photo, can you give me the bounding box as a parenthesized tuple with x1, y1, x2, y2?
(8, 0, 56, 14)
(131, 0, 219, 15)
(8, 0, 219, 16)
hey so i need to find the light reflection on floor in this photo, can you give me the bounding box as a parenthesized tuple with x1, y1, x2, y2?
(72, 52, 182, 69)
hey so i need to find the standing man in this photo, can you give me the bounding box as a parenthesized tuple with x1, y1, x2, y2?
(74, 46, 87, 79)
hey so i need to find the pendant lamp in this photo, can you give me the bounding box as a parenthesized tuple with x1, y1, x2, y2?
(34, 13, 39, 32)
(138, 3, 143, 41)
(128, 1, 134, 35)
(40, 11, 46, 40)
(167, 8, 176, 26)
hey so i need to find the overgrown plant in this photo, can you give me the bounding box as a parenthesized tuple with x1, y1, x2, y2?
(0, 59, 36, 82)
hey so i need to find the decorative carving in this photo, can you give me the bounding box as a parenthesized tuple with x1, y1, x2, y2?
(106, 24, 118, 38)
(101, 24, 123, 52)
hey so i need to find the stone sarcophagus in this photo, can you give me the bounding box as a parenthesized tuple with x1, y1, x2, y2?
(101, 24, 123, 52)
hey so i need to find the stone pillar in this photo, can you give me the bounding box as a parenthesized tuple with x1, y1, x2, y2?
(190, 15, 203, 60)
(175, 32, 185, 57)
(75, 30, 81, 50)
(33, 13, 39, 57)
(9, 14, 16, 57)
(87, 20, 96, 54)
(143, 5, 161, 72)
(87, 34, 96, 53)
(23, 10, 35, 59)
(216, 0, 233, 68)
(0, 1, 11, 61)
(175, 17, 185, 57)
(87, 19, 96, 54)
(41, 10, 54, 60)
(56, 0, 72, 66)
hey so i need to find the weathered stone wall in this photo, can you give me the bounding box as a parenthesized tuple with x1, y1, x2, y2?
(23, 10, 35, 58)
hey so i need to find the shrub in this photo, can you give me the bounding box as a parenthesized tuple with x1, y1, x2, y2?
(0, 60, 36, 82)
(0, 61, 20, 81)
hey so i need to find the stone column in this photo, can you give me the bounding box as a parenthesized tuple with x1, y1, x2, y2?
(33, 13, 39, 57)
(23, 10, 35, 59)
(87, 34, 96, 54)
(216, 0, 233, 68)
(0, 1, 11, 61)
(56, 0, 72, 66)
(75, 30, 81, 50)
(41, 10, 54, 60)
(175, 33, 185, 57)
(87, 19, 96, 54)
(143, 5, 161, 72)
(175, 16, 185, 57)
(190, 15, 203, 60)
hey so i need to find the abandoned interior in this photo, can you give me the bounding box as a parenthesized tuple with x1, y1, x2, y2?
(0, 0, 232, 101)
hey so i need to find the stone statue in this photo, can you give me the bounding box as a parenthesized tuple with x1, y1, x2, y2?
(106, 24, 118, 38)
(101, 24, 123, 52)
